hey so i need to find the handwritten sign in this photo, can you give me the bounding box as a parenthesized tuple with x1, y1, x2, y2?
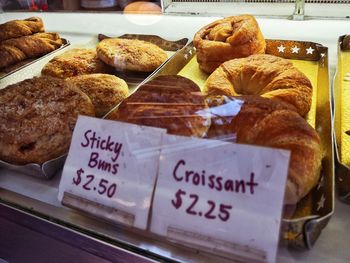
(150, 135, 290, 263)
(58, 116, 166, 229)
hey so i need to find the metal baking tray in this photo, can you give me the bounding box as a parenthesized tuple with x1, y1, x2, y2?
(0, 34, 188, 179)
(145, 39, 334, 249)
(334, 35, 350, 203)
(0, 38, 70, 79)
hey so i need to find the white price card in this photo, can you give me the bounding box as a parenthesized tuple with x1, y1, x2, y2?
(58, 116, 166, 230)
(150, 135, 290, 263)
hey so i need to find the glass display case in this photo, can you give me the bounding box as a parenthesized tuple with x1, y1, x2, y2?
(1, 2, 350, 263)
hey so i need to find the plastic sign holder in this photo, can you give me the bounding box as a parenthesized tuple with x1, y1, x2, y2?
(150, 135, 290, 263)
(58, 116, 165, 230)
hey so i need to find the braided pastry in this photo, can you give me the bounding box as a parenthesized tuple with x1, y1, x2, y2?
(0, 17, 44, 42)
(0, 32, 64, 69)
(206, 95, 322, 205)
(193, 15, 266, 73)
(204, 54, 313, 117)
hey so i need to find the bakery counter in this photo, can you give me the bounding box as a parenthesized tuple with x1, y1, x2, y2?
(1, 12, 350, 73)
(0, 12, 350, 263)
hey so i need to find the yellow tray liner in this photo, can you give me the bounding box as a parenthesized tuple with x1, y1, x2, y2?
(339, 51, 350, 165)
(178, 56, 318, 128)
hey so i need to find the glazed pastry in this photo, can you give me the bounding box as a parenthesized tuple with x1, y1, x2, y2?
(41, 48, 113, 78)
(0, 32, 64, 69)
(0, 76, 95, 165)
(96, 38, 168, 72)
(193, 15, 266, 73)
(204, 54, 312, 117)
(0, 17, 44, 42)
(106, 75, 211, 137)
(68, 74, 129, 117)
(206, 95, 322, 205)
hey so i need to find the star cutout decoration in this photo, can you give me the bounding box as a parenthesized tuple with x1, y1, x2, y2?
(316, 176, 324, 190)
(277, 44, 285, 53)
(291, 46, 300, 54)
(189, 49, 193, 55)
(317, 194, 326, 211)
(306, 46, 315, 55)
(320, 53, 326, 57)
(344, 73, 350, 81)
(184, 54, 188, 59)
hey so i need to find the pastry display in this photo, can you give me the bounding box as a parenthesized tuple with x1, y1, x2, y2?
(206, 95, 322, 205)
(193, 15, 266, 73)
(68, 73, 129, 117)
(0, 32, 64, 69)
(0, 17, 44, 42)
(41, 48, 113, 78)
(106, 75, 211, 137)
(96, 38, 168, 72)
(0, 76, 95, 165)
(204, 54, 313, 117)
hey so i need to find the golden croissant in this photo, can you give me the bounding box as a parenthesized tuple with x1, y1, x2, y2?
(204, 54, 313, 117)
(206, 95, 322, 205)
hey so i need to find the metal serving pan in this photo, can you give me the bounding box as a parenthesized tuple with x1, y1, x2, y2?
(0, 34, 188, 179)
(334, 35, 350, 203)
(143, 39, 334, 249)
(0, 38, 70, 79)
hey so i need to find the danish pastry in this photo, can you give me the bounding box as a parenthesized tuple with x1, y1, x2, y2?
(193, 15, 266, 73)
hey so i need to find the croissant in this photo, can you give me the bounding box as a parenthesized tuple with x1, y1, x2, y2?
(193, 15, 266, 73)
(204, 54, 313, 117)
(0, 17, 44, 42)
(206, 95, 322, 205)
(106, 75, 211, 138)
(0, 32, 64, 69)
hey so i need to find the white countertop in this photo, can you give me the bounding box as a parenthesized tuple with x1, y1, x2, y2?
(2, 12, 350, 74)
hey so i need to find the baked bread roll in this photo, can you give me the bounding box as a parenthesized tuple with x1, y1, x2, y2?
(193, 15, 266, 74)
(96, 38, 168, 72)
(206, 95, 322, 205)
(106, 75, 211, 137)
(0, 17, 44, 42)
(68, 74, 129, 117)
(0, 76, 95, 165)
(0, 32, 64, 69)
(204, 54, 313, 117)
(41, 48, 113, 78)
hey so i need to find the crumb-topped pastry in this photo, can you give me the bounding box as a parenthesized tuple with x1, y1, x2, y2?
(193, 15, 266, 73)
(0, 76, 95, 165)
(68, 74, 128, 117)
(41, 48, 113, 78)
(96, 38, 168, 72)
